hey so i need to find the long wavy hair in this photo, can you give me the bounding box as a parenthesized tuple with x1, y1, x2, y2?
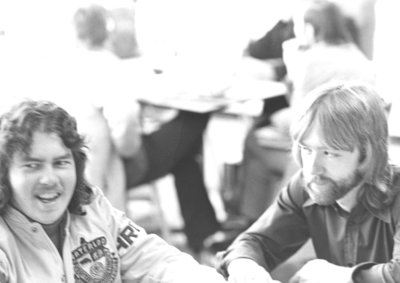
(291, 82, 395, 211)
(0, 100, 93, 215)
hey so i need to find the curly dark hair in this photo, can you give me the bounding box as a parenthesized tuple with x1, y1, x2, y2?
(0, 99, 93, 215)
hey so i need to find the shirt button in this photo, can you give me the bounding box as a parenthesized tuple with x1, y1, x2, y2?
(31, 226, 38, 233)
(61, 275, 66, 282)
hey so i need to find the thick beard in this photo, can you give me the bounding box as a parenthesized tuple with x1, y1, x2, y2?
(305, 170, 363, 206)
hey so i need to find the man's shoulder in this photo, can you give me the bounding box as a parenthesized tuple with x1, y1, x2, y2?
(78, 186, 124, 224)
(388, 166, 400, 221)
(82, 186, 108, 211)
(390, 165, 400, 199)
(391, 165, 400, 183)
(0, 215, 15, 248)
(0, 216, 8, 234)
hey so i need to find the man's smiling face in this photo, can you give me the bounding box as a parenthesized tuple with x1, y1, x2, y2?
(8, 131, 77, 224)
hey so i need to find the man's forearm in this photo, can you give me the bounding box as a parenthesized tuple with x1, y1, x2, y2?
(353, 262, 400, 283)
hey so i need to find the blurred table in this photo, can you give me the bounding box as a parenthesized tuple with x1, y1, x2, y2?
(138, 78, 287, 115)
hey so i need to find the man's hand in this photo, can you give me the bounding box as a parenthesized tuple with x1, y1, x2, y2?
(289, 259, 353, 283)
(227, 258, 281, 283)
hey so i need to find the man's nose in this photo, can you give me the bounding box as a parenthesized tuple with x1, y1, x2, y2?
(308, 153, 325, 175)
(38, 166, 57, 185)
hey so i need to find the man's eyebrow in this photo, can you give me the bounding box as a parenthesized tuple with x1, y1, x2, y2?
(298, 142, 338, 151)
(54, 152, 74, 160)
(20, 152, 73, 161)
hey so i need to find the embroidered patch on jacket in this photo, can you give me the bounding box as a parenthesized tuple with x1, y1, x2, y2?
(117, 222, 141, 250)
(73, 236, 118, 283)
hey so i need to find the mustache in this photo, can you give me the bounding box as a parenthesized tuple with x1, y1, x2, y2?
(36, 183, 61, 191)
(306, 174, 334, 185)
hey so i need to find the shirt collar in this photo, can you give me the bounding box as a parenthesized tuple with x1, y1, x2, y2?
(336, 183, 363, 212)
(302, 189, 391, 224)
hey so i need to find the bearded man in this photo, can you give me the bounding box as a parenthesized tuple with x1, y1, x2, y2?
(216, 82, 400, 283)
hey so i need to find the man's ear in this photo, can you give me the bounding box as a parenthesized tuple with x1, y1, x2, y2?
(357, 144, 371, 176)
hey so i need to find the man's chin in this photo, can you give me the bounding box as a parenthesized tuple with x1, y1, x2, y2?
(306, 184, 336, 206)
(309, 195, 336, 206)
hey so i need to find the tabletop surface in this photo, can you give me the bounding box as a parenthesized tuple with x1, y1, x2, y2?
(138, 79, 288, 113)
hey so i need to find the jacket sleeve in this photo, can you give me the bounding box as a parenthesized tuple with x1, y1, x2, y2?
(93, 188, 226, 283)
(217, 172, 310, 276)
(119, 231, 226, 283)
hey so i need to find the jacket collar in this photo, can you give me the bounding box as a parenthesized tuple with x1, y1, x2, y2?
(4, 205, 71, 229)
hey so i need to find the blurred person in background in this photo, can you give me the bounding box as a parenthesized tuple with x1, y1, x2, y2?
(373, 0, 400, 168)
(72, 3, 222, 254)
(72, 0, 263, 255)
